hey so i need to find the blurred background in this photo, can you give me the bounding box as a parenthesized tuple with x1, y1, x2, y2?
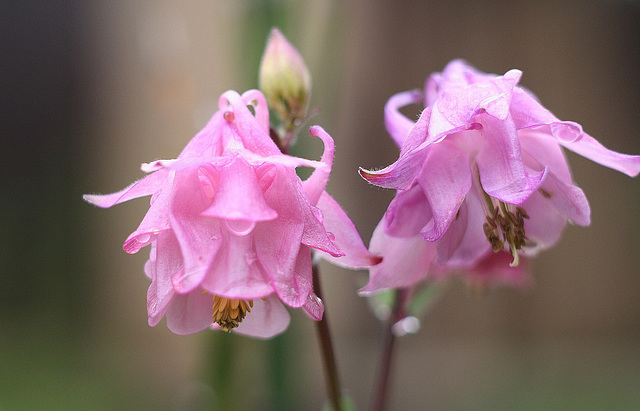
(2, 0, 639, 409)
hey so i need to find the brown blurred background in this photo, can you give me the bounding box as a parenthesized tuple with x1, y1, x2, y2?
(2, 1, 639, 409)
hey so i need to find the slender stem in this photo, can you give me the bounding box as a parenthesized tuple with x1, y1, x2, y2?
(312, 261, 344, 411)
(371, 288, 407, 411)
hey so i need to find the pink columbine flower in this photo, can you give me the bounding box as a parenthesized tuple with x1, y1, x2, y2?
(360, 59, 640, 294)
(84, 89, 377, 338)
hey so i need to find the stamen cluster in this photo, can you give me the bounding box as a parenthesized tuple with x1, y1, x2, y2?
(483, 202, 529, 266)
(212, 295, 254, 332)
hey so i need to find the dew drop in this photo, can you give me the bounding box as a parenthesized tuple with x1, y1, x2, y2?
(137, 233, 151, 244)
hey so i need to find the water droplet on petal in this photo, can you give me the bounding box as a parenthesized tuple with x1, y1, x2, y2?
(137, 233, 151, 244)
(326, 231, 336, 242)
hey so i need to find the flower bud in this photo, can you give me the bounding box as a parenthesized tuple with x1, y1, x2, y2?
(259, 28, 311, 132)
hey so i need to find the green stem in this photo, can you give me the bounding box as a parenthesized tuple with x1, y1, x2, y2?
(371, 288, 407, 411)
(312, 261, 344, 411)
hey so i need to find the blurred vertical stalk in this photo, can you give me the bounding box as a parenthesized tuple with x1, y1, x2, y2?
(312, 261, 344, 411)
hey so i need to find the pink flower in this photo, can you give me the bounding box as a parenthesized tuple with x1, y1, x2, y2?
(361, 60, 640, 294)
(85, 89, 377, 337)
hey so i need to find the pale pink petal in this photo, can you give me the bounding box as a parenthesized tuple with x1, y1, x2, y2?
(435, 188, 490, 268)
(476, 114, 547, 205)
(165, 289, 215, 335)
(302, 125, 335, 205)
(231, 294, 291, 338)
(315, 191, 382, 269)
(123, 172, 175, 254)
(178, 111, 226, 159)
(559, 132, 640, 177)
(241, 89, 270, 134)
(519, 130, 572, 184)
(221, 90, 281, 157)
(536, 171, 590, 226)
(384, 184, 432, 238)
(384, 89, 423, 148)
(359, 220, 436, 295)
(519, 190, 568, 255)
(465, 251, 531, 289)
(511, 88, 583, 143)
(201, 156, 277, 222)
(301, 292, 324, 321)
(147, 232, 181, 326)
(359, 109, 430, 190)
(201, 228, 273, 299)
(417, 142, 472, 241)
(83, 168, 168, 208)
(169, 168, 223, 294)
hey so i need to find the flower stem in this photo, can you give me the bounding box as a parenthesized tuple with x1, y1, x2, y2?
(371, 288, 407, 411)
(312, 261, 344, 411)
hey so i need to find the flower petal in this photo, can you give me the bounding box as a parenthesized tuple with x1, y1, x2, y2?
(165, 289, 216, 335)
(476, 113, 547, 205)
(123, 172, 175, 254)
(384, 184, 432, 238)
(384, 89, 423, 148)
(221, 90, 281, 157)
(359, 109, 431, 190)
(315, 191, 382, 269)
(169, 168, 223, 294)
(231, 294, 291, 338)
(417, 141, 472, 241)
(201, 227, 273, 299)
(83, 168, 168, 208)
(559, 132, 640, 177)
(359, 219, 436, 295)
(201, 156, 277, 222)
(511, 88, 583, 143)
(302, 125, 335, 205)
(146, 232, 181, 326)
(435, 188, 490, 268)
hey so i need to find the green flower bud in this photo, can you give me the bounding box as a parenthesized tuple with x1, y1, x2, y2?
(259, 28, 311, 133)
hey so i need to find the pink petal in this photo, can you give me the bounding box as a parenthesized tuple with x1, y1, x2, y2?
(435, 188, 490, 268)
(519, 189, 568, 255)
(82, 168, 168, 208)
(465, 251, 531, 289)
(241, 89, 270, 134)
(559, 132, 640, 177)
(476, 113, 547, 205)
(123, 172, 175, 254)
(417, 141, 472, 241)
(536, 171, 590, 226)
(511, 88, 583, 143)
(384, 184, 432, 238)
(220, 90, 281, 157)
(232, 294, 291, 338)
(201, 227, 273, 299)
(302, 125, 335, 205)
(359, 109, 431, 190)
(146, 232, 181, 326)
(519, 130, 573, 184)
(201, 156, 277, 222)
(165, 289, 216, 335)
(359, 219, 436, 295)
(315, 191, 382, 269)
(301, 292, 324, 321)
(384, 89, 423, 148)
(169, 168, 223, 294)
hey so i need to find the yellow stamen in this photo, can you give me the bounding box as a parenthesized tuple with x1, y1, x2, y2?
(211, 294, 254, 333)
